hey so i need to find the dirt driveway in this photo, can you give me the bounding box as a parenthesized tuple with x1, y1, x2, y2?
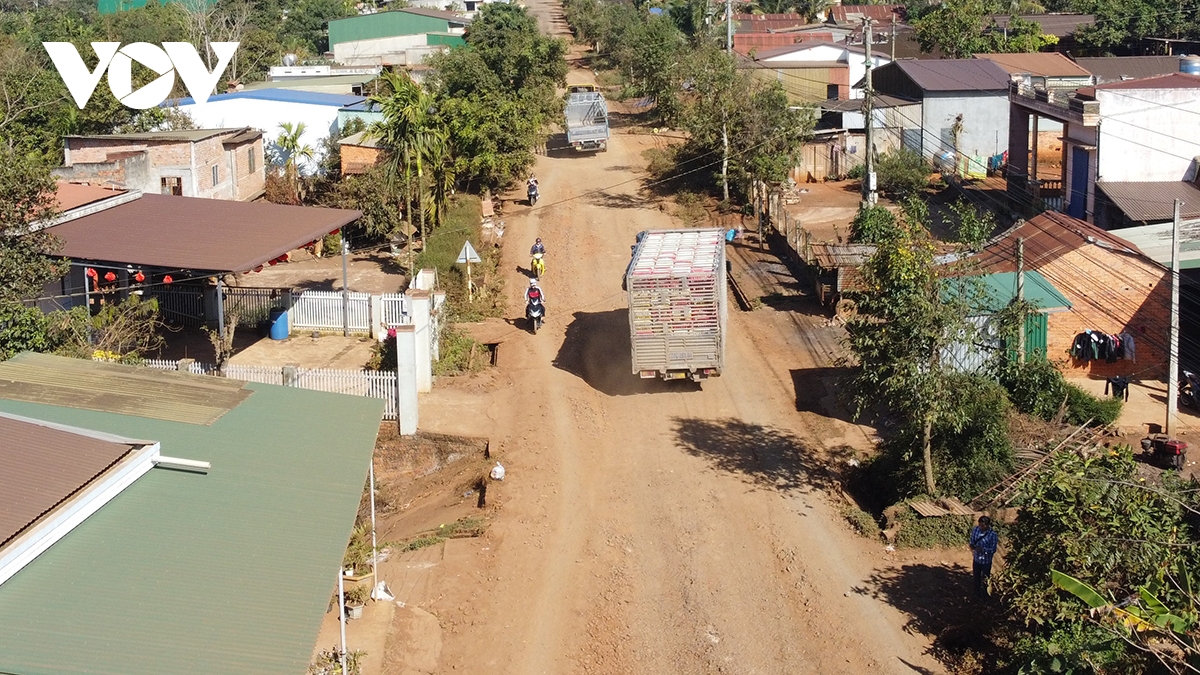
(395, 4, 952, 672)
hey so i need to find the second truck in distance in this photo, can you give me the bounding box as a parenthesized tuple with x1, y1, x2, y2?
(624, 229, 727, 383)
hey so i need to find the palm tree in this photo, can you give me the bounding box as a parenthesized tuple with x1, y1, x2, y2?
(275, 121, 314, 202)
(422, 131, 456, 230)
(367, 73, 442, 252)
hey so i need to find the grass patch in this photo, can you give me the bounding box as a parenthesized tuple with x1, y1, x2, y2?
(841, 505, 881, 540)
(417, 195, 504, 322)
(433, 322, 487, 376)
(889, 505, 975, 549)
(643, 146, 677, 181)
(674, 190, 707, 225)
(397, 515, 489, 552)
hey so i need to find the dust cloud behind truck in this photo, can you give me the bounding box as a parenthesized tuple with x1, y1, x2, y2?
(625, 229, 727, 383)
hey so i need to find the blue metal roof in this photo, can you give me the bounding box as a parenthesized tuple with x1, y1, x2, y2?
(171, 89, 367, 107)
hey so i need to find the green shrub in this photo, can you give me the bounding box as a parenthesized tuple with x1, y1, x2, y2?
(846, 163, 865, 180)
(434, 324, 485, 376)
(891, 507, 975, 549)
(875, 147, 930, 198)
(841, 505, 881, 539)
(849, 205, 897, 244)
(1063, 383, 1123, 426)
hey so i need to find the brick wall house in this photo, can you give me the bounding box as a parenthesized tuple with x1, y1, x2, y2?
(974, 211, 1169, 378)
(56, 128, 266, 201)
(338, 131, 384, 175)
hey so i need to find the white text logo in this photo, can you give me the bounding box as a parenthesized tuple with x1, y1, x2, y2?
(43, 42, 239, 109)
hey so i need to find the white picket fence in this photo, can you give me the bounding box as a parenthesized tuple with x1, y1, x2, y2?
(291, 290, 372, 333)
(381, 294, 410, 328)
(140, 359, 399, 419)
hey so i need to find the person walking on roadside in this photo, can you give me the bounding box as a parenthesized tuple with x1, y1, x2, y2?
(969, 516, 999, 598)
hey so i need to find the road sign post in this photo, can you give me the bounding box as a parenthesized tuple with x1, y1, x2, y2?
(456, 240, 482, 303)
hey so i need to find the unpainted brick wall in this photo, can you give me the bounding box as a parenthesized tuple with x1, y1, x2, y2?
(341, 144, 383, 175)
(1041, 246, 1169, 379)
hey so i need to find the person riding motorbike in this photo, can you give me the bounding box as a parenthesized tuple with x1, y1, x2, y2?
(527, 176, 540, 205)
(530, 238, 546, 256)
(525, 278, 546, 306)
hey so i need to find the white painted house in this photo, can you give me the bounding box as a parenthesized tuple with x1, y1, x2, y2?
(752, 41, 890, 99)
(170, 90, 367, 174)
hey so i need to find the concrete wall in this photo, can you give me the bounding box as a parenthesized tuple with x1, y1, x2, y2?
(333, 37, 448, 67)
(1041, 245, 1169, 378)
(758, 46, 889, 100)
(1097, 87, 1200, 183)
(177, 100, 342, 175)
(921, 92, 1009, 162)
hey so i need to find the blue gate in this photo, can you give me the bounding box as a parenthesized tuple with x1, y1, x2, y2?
(1068, 146, 1089, 219)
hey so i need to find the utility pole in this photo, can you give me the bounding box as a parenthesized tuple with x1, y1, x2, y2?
(890, 15, 896, 62)
(723, 0, 732, 204)
(861, 18, 877, 207)
(1167, 199, 1182, 435)
(725, 0, 732, 53)
(1016, 237, 1025, 362)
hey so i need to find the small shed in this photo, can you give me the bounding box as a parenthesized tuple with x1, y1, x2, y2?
(810, 243, 875, 306)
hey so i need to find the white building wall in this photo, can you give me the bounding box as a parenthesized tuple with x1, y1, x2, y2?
(761, 45, 889, 99)
(921, 92, 1009, 161)
(1096, 88, 1200, 183)
(333, 34, 429, 65)
(175, 99, 341, 174)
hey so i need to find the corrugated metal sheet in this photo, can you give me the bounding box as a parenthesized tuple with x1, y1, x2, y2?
(812, 243, 876, 268)
(0, 362, 384, 675)
(974, 52, 1092, 77)
(52, 181, 127, 212)
(1096, 181, 1200, 223)
(47, 193, 362, 273)
(991, 13, 1093, 37)
(0, 353, 251, 426)
(0, 415, 138, 548)
(1075, 56, 1182, 84)
(328, 9, 467, 47)
(973, 211, 1146, 272)
(882, 59, 1011, 93)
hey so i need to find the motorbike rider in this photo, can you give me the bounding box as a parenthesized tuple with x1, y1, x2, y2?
(530, 237, 546, 256)
(527, 175, 539, 199)
(525, 278, 546, 312)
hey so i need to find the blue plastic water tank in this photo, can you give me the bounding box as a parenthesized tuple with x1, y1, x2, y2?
(268, 307, 288, 340)
(1182, 56, 1200, 75)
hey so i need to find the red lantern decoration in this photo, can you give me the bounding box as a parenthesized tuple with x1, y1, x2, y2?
(86, 267, 98, 279)
(134, 271, 145, 283)
(163, 275, 173, 284)
(104, 271, 117, 282)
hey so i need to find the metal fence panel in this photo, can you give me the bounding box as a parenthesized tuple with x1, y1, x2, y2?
(149, 287, 205, 327)
(381, 294, 410, 327)
(292, 290, 371, 333)
(223, 287, 286, 327)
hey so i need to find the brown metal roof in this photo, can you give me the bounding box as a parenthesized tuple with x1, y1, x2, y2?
(990, 13, 1093, 37)
(48, 193, 362, 273)
(0, 414, 141, 549)
(1074, 56, 1182, 84)
(828, 4, 903, 25)
(0, 353, 252, 426)
(974, 52, 1092, 77)
(1097, 181, 1200, 223)
(221, 128, 264, 145)
(64, 128, 250, 143)
(53, 181, 127, 211)
(894, 58, 1011, 92)
(1093, 72, 1200, 90)
(973, 211, 1146, 272)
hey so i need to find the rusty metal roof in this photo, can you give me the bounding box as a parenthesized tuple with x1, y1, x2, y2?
(53, 181, 127, 211)
(0, 414, 144, 550)
(1097, 181, 1200, 223)
(47, 193, 362, 273)
(973, 211, 1146, 272)
(974, 52, 1092, 77)
(812, 243, 876, 268)
(828, 4, 903, 25)
(0, 353, 251, 425)
(1092, 72, 1200, 90)
(990, 13, 1093, 37)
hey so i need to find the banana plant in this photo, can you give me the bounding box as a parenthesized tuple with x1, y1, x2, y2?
(1051, 567, 1198, 637)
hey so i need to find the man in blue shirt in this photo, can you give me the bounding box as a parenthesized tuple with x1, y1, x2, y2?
(969, 516, 998, 598)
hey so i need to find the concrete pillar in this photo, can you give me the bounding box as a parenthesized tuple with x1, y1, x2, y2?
(369, 294, 383, 340)
(431, 291, 446, 362)
(410, 290, 432, 392)
(283, 289, 294, 334)
(394, 325, 418, 436)
(415, 268, 437, 291)
(177, 358, 194, 373)
(282, 364, 299, 387)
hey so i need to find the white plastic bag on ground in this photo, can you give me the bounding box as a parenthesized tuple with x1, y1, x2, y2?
(490, 462, 506, 481)
(372, 581, 395, 602)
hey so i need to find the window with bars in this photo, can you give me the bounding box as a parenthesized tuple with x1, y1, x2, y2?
(211, 164, 219, 186)
(248, 147, 256, 173)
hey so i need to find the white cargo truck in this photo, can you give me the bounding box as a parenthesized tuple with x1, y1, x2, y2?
(624, 229, 727, 382)
(565, 84, 609, 152)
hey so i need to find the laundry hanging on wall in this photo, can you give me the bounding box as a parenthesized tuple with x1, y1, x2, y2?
(1070, 329, 1136, 363)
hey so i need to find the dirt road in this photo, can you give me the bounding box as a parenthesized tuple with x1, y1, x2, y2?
(408, 3, 946, 672)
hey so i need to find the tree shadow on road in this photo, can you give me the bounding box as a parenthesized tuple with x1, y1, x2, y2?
(553, 309, 702, 396)
(854, 563, 1000, 669)
(587, 190, 651, 210)
(670, 417, 834, 492)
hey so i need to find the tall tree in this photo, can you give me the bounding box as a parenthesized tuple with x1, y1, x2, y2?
(842, 200, 978, 495)
(274, 121, 314, 201)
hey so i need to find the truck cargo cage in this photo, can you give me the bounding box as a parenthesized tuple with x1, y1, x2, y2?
(565, 90, 610, 152)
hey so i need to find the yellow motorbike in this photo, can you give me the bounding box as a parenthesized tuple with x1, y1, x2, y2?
(530, 252, 545, 279)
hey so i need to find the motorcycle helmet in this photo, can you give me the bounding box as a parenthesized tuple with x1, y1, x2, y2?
(529, 278, 538, 286)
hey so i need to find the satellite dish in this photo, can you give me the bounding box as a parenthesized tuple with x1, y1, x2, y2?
(283, 53, 298, 66)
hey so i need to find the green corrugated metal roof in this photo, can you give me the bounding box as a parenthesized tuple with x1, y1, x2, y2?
(948, 270, 1072, 313)
(328, 10, 459, 47)
(426, 32, 466, 47)
(0, 355, 384, 675)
